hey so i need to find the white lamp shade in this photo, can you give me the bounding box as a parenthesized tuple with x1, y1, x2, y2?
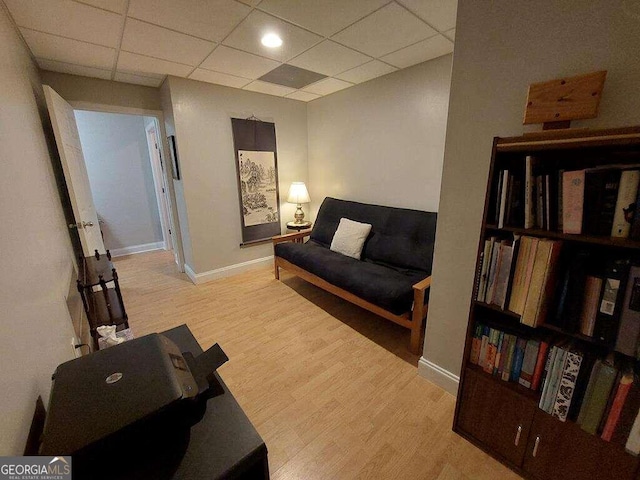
(287, 182, 310, 204)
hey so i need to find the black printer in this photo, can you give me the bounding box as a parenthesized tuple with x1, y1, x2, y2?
(40, 333, 228, 479)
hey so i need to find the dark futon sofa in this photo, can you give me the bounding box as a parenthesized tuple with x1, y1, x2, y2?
(272, 197, 436, 353)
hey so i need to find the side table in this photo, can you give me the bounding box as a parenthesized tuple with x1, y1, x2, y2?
(286, 221, 311, 243)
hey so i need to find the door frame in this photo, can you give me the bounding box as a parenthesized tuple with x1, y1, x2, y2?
(145, 118, 172, 253)
(71, 101, 185, 272)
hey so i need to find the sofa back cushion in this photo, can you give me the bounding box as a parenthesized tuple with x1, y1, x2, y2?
(310, 197, 437, 273)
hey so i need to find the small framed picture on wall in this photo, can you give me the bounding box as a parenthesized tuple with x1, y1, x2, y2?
(168, 135, 180, 180)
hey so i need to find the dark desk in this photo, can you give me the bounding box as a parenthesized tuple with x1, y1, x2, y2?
(162, 325, 269, 480)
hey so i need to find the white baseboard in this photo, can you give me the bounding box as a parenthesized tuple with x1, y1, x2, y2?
(184, 256, 273, 285)
(110, 241, 165, 258)
(418, 357, 460, 396)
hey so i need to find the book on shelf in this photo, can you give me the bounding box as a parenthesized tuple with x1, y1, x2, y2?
(551, 349, 583, 422)
(518, 339, 540, 389)
(602, 372, 634, 441)
(578, 359, 618, 435)
(540, 346, 568, 414)
(579, 275, 603, 337)
(476, 238, 495, 302)
(494, 331, 505, 375)
(612, 377, 640, 446)
(531, 340, 550, 391)
(510, 338, 527, 383)
(509, 236, 539, 315)
(552, 249, 592, 333)
(490, 238, 518, 309)
(478, 326, 490, 369)
(485, 239, 502, 303)
(625, 408, 640, 455)
(525, 156, 536, 229)
(612, 170, 640, 238)
(562, 170, 585, 234)
(470, 324, 482, 365)
(501, 334, 517, 382)
(520, 239, 562, 328)
(583, 169, 621, 236)
(483, 328, 499, 374)
(630, 184, 640, 241)
(593, 258, 630, 345)
(498, 170, 509, 228)
(615, 265, 640, 357)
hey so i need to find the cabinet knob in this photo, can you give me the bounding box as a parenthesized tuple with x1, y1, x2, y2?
(533, 435, 541, 457)
(514, 425, 522, 446)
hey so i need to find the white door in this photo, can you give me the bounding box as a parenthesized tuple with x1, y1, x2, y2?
(145, 121, 173, 252)
(43, 85, 105, 256)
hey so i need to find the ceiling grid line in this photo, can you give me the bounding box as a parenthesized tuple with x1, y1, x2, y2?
(111, 0, 131, 81)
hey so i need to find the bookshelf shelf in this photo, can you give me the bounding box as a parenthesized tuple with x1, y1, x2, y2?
(454, 127, 640, 480)
(486, 224, 640, 250)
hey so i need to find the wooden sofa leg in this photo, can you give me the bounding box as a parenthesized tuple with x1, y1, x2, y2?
(274, 257, 280, 280)
(410, 301, 428, 355)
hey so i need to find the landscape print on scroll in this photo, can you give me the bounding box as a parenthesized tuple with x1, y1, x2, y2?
(238, 150, 279, 227)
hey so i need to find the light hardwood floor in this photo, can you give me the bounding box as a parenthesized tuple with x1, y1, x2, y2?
(114, 250, 521, 480)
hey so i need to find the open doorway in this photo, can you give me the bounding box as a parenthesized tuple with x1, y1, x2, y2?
(74, 110, 175, 261)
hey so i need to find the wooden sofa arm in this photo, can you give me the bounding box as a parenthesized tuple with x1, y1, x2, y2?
(410, 275, 431, 354)
(412, 276, 432, 292)
(272, 229, 312, 244)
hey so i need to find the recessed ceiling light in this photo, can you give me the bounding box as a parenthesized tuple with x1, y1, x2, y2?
(261, 33, 282, 48)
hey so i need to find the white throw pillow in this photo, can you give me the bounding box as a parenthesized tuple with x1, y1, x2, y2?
(330, 218, 372, 260)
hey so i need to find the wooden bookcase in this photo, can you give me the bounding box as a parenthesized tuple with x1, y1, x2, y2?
(453, 126, 640, 480)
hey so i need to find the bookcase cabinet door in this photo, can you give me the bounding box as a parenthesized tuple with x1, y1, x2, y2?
(523, 410, 639, 480)
(458, 368, 536, 467)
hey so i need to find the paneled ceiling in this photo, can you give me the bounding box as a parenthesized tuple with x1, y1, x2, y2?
(3, 0, 457, 102)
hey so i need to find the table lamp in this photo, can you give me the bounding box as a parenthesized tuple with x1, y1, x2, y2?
(287, 182, 311, 224)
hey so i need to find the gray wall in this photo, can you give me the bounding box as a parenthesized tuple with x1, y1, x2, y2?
(160, 79, 194, 268)
(0, 4, 76, 454)
(425, 0, 640, 383)
(307, 55, 451, 215)
(163, 76, 308, 274)
(75, 110, 163, 252)
(40, 71, 161, 111)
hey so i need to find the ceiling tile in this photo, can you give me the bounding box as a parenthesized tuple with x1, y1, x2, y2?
(223, 10, 322, 62)
(122, 19, 215, 66)
(200, 46, 280, 79)
(128, 0, 251, 42)
(288, 40, 370, 77)
(285, 90, 321, 102)
(332, 2, 437, 58)
(189, 69, 252, 88)
(21, 28, 115, 70)
(37, 58, 112, 80)
(257, 0, 388, 37)
(303, 77, 352, 96)
(381, 34, 453, 68)
(336, 60, 397, 84)
(117, 51, 193, 77)
(4, 0, 123, 47)
(243, 80, 296, 97)
(444, 28, 455, 41)
(75, 0, 128, 14)
(397, 0, 457, 31)
(114, 71, 165, 87)
(259, 64, 326, 89)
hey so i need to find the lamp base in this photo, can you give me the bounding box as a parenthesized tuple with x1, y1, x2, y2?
(293, 205, 305, 224)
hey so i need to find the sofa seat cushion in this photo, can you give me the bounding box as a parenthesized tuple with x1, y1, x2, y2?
(275, 241, 428, 315)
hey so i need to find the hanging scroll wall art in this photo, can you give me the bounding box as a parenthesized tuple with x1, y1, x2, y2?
(231, 117, 281, 245)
